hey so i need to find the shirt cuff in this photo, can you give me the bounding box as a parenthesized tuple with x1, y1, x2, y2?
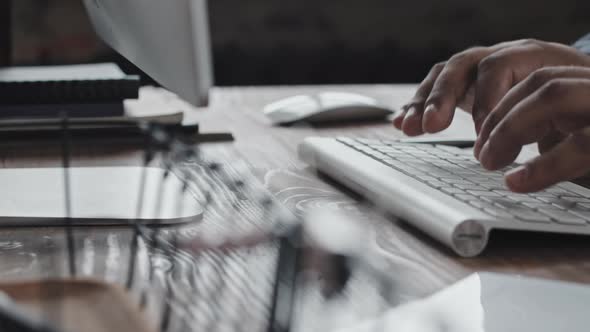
(573, 33, 590, 55)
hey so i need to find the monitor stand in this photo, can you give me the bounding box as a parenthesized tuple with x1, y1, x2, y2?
(0, 167, 203, 227)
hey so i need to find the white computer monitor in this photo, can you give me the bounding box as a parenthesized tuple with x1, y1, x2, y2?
(82, 0, 213, 107)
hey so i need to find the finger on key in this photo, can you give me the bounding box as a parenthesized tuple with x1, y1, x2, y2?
(475, 67, 590, 159)
(480, 78, 590, 170)
(393, 108, 409, 129)
(506, 129, 590, 193)
(402, 106, 426, 136)
(422, 47, 493, 134)
(397, 62, 446, 133)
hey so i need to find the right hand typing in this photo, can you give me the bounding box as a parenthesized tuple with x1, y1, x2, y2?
(393, 39, 590, 136)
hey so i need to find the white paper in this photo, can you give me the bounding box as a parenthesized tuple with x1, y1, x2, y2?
(0, 63, 126, 81)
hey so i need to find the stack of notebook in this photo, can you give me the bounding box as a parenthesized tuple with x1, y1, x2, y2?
(0, 63, 194, 142)
(0, 63, 140, 119)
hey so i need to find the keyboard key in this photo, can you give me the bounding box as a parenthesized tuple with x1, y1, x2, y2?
(355, 138, 383, 145)
(484, 198, 521, 209)
(470, 201, 495, 210)
(385, 152, 408, 158)
(440, 178, 471, 185)
(483, 208, 513, 219)
(376, 147, 401, 152)
(366, 151, 388, 159)
(571, 210, 590, 222)
(504, 195, 542, 204)
(561, 196, 590, 204)
(381, 159, 401, 167)
(528, 191, 557, 198)
(426, 181, 447, 188)
(467, 190, 502, 197)
(404, 160, 432, 167)
(539, 209, 586, 225)
(512, 211, 552, 223)
(408, 150, 430, 156)
(452, 170, 480, 176)
(337, 137, 358, 145)
(454, 194, 478, 202)
(470, 179, 506, 190)
(431, 171, 456, 178)
(537, 198, 577, 209)
(454, 184, 484, 191)
(522, 202, 550, 210)
(417, 176, 439, 182)
(421, 157, 442, 163)
(478, 183, 505, 190)
(544, 187, 573, 195)
(451, 179, 474, 185)
(445, 155, 470, 161)
(441, 187, 467, 195)
(355, 147, 374, 154)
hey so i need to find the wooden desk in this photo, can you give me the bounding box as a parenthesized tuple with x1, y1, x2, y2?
(1, 85, 590, 330)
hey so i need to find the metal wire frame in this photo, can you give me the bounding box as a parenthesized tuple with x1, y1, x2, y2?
(127, 124, 400, 332)
(13, 121, 396, 332)
(108, 124, 298, 331)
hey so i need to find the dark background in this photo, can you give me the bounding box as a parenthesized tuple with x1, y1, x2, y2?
(7, 0, 590, 85)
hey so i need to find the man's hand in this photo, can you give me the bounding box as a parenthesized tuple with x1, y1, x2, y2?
(474, 66, 590, 193)
(393, 39, 590, 136)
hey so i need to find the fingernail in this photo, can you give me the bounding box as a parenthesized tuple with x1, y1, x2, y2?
(405, 106, 418, 117)
(474, 138, 482, 160)
(394, 108, 406, 119)
(506, 165, 529, 187)
(424, 104, 437, 114)
(393, 113, 404, 128)
(479, 143, 492, 169)
(422, 104, 439, 133)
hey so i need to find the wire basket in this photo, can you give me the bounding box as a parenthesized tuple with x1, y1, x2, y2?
(0, 121, 395, 332)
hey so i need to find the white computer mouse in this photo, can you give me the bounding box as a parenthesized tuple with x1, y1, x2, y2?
(264, 92, 395, 125)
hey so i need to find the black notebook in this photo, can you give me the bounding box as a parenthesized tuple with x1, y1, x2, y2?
(0, 63, 140, 118)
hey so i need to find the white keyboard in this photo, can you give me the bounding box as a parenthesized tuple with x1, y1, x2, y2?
(338, 138, 590, 226)
(299, 137, 590, 257)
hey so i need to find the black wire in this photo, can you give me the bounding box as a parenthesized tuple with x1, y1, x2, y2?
(160, 163, 192, 332)
(60, 114, 76, 277)
(140, 163, 170, 310)
(266, 226, 302, 332)
(159, 234, 178, 332)
(126, 125, 155, 290)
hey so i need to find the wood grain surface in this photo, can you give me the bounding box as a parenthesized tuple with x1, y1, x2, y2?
(1, 85, 590, 331)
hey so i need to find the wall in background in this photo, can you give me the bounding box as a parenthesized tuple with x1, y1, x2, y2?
(208, 0, 590, 84)
(11, 0, 590, 85)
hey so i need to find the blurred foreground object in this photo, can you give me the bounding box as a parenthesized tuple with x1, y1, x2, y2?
(0, 279, 154, 332)
(337, 272, 590, 332)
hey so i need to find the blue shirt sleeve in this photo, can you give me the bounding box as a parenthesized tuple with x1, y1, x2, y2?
(573, 33, 590, 54)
